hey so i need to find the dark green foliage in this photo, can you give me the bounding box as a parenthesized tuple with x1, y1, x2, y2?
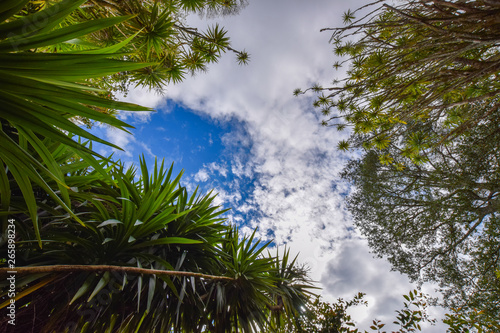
(0, 150, 314, 332)
(0, 0, 153, 244)
(0, 0, 250, 244)
(342, 107, 500, 321)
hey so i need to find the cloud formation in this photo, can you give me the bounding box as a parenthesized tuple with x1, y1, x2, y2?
(109, 0, 448, 330)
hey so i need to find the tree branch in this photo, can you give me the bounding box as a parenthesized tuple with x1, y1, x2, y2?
(0, 265, 234, 281)
(383, 3, 496, 43)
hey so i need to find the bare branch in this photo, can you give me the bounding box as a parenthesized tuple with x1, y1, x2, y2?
(0, 265, 234, 281)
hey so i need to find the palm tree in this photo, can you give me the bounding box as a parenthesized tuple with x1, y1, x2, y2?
(1, 154, 314, 332)
(0, 2, 313, 332)
(0, 0, 247, 243)
(31, 0, 250, 93)
(0, 0, 153, 244)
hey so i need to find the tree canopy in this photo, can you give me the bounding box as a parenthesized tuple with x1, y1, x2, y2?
(297, 0, 500, 162)
(29, 0, 249, 94)
(342, 113, 500, 321)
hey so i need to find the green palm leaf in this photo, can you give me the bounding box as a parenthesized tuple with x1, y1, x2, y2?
(0, 0, 152, 243)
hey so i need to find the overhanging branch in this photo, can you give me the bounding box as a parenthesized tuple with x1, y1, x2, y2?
(0, 265, 234, 281)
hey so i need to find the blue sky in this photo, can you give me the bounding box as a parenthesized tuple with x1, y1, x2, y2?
(128, 104, 243, 177)
(93, 103, 246, 173)
(92, 1, 448, 331)
(93, 102, 262, 232)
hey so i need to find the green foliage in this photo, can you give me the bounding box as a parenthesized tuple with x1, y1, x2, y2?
(38, 0, 250, 93)
(300, 293, 367, 333)
(0, 0, 152, 245)
(444, 307, 500, 333)
(270, 290, 500, 333)
(266, 290, 438, 333)
(0, 0, 250, 245)
(300, 0, 500, 160)
(264, 292, 367, 333)
(3, 1, 498, 332)
(297, 1, 500, 328)
(393, 290, 435, 332)
(266, 248, 317, 331)
(0, 149, 315, 332)
(341, 109, 500, 323)
(337, 140, 351, 151)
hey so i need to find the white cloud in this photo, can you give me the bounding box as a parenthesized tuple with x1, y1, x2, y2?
(117, 87, 167, 110)
(319, 238, 447, 332)
(321, 238, 412, 326)
(230, 157, 254, 179)
(105, 126, 135, 157)
(137, 141, 155, 159)
(192, 162, 228, 183)
(211, 187, 242, 210)
(208, 162, 228, 178)
(194, 169, 210, 182)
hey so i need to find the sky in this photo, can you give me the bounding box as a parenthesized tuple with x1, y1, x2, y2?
(92, 1, 448, 331)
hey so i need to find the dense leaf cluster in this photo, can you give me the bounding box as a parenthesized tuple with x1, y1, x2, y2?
(30, 0, 249, 93)
(298, 0, 500, 161)
(1, 153, 313, 332)
(0, 0, 153, 242)
(342, 103, 500, 322)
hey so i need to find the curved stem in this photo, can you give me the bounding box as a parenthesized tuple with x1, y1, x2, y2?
(0, 264, 234, 281)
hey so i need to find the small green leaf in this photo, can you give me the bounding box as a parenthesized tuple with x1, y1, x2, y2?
(97, 219, 123, 228)
(70, 274, 95, 305)
(146, 276, 156, 312)
(343, 9, 355, 24)
(102, 238, 114, 244)
(337, 140, 350, 151)
(379, 153, 393, 165)
(88, 272, 111, 302)
(132, 237, 202, 249)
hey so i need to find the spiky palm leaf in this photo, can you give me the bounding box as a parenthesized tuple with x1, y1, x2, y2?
(201, 228, 277, 332)
(1, 156, 229, 332)
(1, 154, 313, 332)
(266, 248, 317, 331)
(0, 0, 152, 244)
